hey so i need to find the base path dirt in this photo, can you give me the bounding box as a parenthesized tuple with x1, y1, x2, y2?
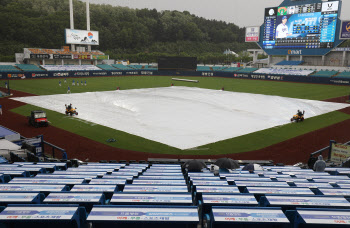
(1, 90, 350, 165)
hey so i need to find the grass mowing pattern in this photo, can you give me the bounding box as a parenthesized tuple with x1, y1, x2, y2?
(9, 76, 350, 155)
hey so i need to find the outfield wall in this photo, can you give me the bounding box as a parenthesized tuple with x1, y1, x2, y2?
(0, 70, 349, 85)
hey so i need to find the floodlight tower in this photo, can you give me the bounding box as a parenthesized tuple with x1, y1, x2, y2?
(86, 0, 91, 52)
(69, 0, 75, 51)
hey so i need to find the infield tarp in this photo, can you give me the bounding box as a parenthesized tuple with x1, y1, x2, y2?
(12, 87, 350, 150)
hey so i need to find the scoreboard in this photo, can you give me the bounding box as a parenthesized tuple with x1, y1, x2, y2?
(262, 1, 340, 50)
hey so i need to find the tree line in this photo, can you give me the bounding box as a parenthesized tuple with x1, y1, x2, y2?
(0, 0, 257, 63)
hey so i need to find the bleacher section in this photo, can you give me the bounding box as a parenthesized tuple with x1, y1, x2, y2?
(0, 65, 21, 72)
(96, 64, 117, 71)
(211, 66, 226, 71)
(41, 65, 101, 71)
(238, 68, 258, 73)
(29, 48, 104, 56)
(335, 71, 350, 79)
(197, 66, 211, 71)
(222, 67, 242, 72)
(128, 65, 143, 70)
(112, 64, 134, 70)
(254, 68, 314, 76)
(276, 61, 304, 66)
(311, 70, 339, 77)
(143, 65, 158, 71)
(16, 64, 44, 72)
(0, 162, 348, 227)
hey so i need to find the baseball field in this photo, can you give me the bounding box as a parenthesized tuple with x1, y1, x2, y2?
(3, 76, 350, 164)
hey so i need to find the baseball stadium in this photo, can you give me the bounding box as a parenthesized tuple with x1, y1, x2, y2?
(0, 0, 350, 227)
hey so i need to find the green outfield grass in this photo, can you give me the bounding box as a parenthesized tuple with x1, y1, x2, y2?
(8, 76, 350, 155)
(8, 76, 350, 100)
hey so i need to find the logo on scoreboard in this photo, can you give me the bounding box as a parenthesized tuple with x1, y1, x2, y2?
(288, 50, 302, 55)
(265, 7, 278, 17)
(321, 1, 339, 12)
(278, 7, 287, 16)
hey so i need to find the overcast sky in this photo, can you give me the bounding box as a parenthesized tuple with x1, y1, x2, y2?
(81, 0, 350, 27)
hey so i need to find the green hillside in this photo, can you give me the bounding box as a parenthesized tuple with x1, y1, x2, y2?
(0, 0, 255, 63)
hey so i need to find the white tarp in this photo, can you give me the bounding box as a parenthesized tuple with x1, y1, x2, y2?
(254, 68, 314, 76)
(12, 87, 350, 150)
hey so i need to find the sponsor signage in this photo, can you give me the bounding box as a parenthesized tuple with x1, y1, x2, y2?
(126, 71, 138, 75)
(251, 75, 266, 80)
(65, 29, 99, 45)
(329, 79, 349, 84)
(288, 50, 302, 55)
(30, 54, 50, 59)
(201, 72, 214, 77)
(74, 55, 91, 60)
(32, 73, 48, 78)
(111, 72, 122, 75)
(234, 74, 249, 78)
(7, 74, 24, 78)
(74, 72, 90, 76)
(245, 26, 260, 42)
(330, 143, 350, 163)
(140, 71, 153, 75)
(92, 72, 107, 76)
(267, 75, 284, 81)
(53, 72, 69, 77)
(92, 55, 109, 60)
(53, 54, 72, 59)
(340, 20, 350, 39)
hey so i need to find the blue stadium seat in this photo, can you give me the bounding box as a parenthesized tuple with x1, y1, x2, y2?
(97, 64, 118, 70)
(335, 71, 350, 79)
(238, 68, 258, 73)
(276, 61, 304, 66)
(222, 67, 242, 72)
(197, 66, 211, 71)
(0, 65, 21, 72)
(0, 160, 348, 227)
(311, 70, 338, 77)
(16, 64, 45, 71)
(112, 64, 134, 70)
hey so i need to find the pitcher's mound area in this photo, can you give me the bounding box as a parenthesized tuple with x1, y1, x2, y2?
(12, 86, 350, 150)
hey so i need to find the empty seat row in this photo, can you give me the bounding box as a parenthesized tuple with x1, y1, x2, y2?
(0, 65, 21, 72)
(15, 64, 44, 71)
(41, 65, 102, 71)
(276, 61, 304, 66)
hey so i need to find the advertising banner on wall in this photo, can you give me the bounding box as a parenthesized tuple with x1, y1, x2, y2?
(340, 20, 350, 39)
(53, 54, 72, 59)
(92, 55, 109, 60)
(30, 54, 50, 59)
(330, 143, 350, 163)
(245, 26, 260, 42)
(65, 29, 99, 45)
(73, 55, 91, 60)
(7, 73, 25, 78)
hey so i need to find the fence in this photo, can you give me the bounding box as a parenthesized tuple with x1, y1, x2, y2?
(1, 69, 349, 86)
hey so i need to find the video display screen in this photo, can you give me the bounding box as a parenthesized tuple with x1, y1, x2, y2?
(263, 1, 339, 49)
